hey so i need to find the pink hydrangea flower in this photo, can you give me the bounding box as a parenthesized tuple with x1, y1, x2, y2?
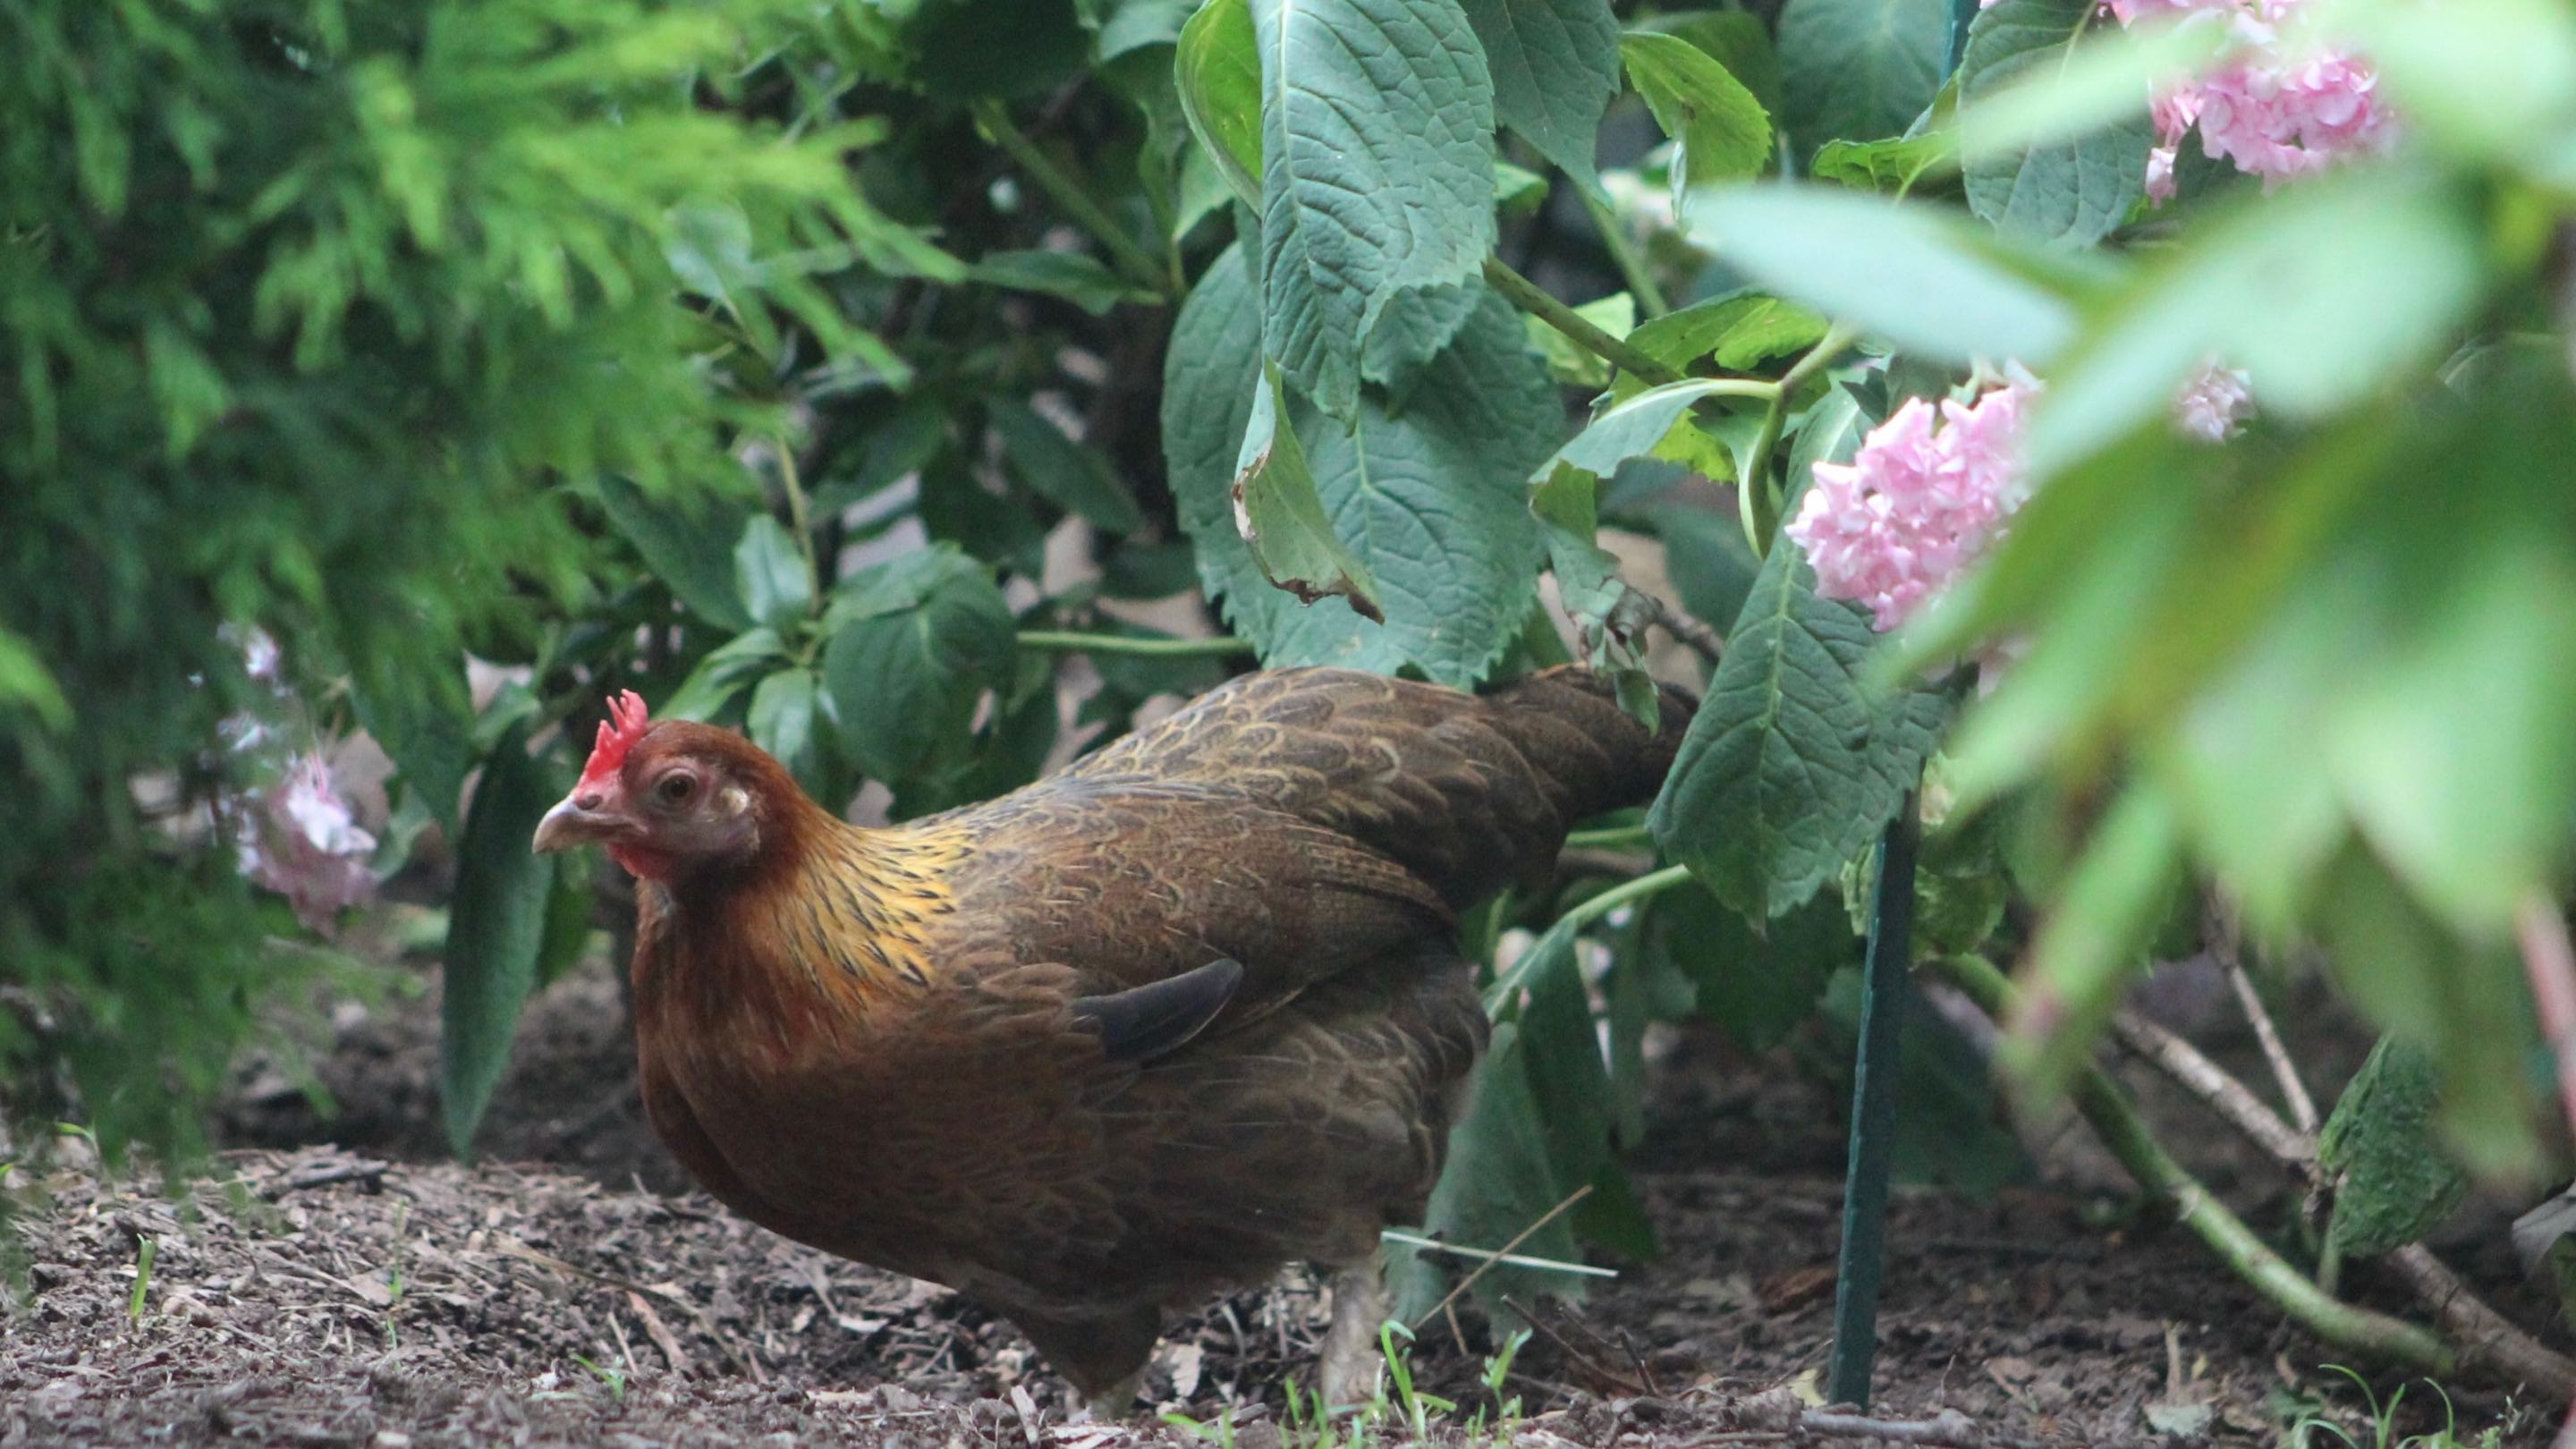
(1785, 382, 2038, 633)
(237, 753, 378, 929)
(2108, 0, 2394, 197)
(2173, 361, 2255, 441)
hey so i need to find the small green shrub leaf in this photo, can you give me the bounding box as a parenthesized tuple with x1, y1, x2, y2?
(2321, 1037, 2470, 1258)
(822, 547, 1017, 784)
(1622, 32, 1773, 195)
(597, 478, 756, 631)
(988, 397, 1147, 534)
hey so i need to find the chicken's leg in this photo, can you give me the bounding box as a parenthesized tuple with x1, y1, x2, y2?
(1317, 1266, 1388, 1411)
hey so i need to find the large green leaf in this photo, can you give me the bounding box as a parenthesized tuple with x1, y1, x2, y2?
(1538, 378, 1767, 487)
(2321, 1038, 2469, 1258)
(1621, 32, 1773, 196)
(1659, 10, 1784, 121)
(440, 725, 557, 1156)
(821, 547, 1018, 783)
(1255, 0, 1497, 416)
(1165, 244, 1561, 685)
(2005, 787, 2184, 1097)
(1647, 539, 1952, 919)
(2310, 848, 2539, 1179)
(1682, 185, 2080, 366)
(1957, 0, 2154, 246)
(2324, 375, 2576, 935)
(1775, 0, 1950, 163)
(1462, 0, 1622, 193)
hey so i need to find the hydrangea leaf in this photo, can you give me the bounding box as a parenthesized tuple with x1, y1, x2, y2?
(1659, 10, 1785, 120)
(1461, 0, 1622, 194)
(1165, 243, 1559, 686)
(1811, 132, 1958, 193)
(1775, 0, 1950, 164)
(1958, 0, 2154, 247)
(1255, 0, 1497, 417)
(1647, 538, 1953, 919)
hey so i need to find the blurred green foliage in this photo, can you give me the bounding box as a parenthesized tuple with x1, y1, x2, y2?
(0, 0, 908, 1163)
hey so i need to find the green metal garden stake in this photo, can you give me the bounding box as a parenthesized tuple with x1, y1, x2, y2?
(1826, 790, 1920, 1409)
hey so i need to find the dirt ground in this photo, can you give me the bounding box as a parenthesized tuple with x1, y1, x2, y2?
(4, 928, 2563, 1448)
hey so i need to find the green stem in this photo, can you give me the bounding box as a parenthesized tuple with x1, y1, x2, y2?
(1741, 405, 1787, 559)
(1016, 630, 1254, 657)
(970, 100, 1169, 297)
(776, 442, 820, 608)
(1485, 864, 1694, 1013)
(1482, 257, 1685, 386)
(1930, 953, 2456, 1377)
(1580, 191, 1669, 320)
(1736, 321, 1861, 558)
(1563, 824, 1654, 851)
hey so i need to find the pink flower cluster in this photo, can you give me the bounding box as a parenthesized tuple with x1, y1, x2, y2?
(2128, 0, 2394, 197)
(1785, 383, 2038, 633)
(1985, 0, 2394, 197)
(2173, 361, 2255, 441)
(237, 753, 380, 930)
(216, 626, 382, 930)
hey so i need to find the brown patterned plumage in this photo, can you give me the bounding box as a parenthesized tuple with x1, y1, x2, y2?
(530, 665, 1693, 1406)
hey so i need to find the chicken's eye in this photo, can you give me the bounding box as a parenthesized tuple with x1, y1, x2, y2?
(656, 773, 697, 805)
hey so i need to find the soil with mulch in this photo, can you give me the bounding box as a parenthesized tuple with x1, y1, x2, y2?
(3, 940, 2562, 1448)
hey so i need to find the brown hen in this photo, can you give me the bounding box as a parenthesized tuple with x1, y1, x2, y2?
(531, 665, 1692, 1409)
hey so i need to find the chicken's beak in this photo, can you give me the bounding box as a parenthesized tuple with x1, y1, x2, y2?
(532, 787, 623, 854)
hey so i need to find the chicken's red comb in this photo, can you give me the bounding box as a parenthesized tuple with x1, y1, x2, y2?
(579, 691, 651, 788)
